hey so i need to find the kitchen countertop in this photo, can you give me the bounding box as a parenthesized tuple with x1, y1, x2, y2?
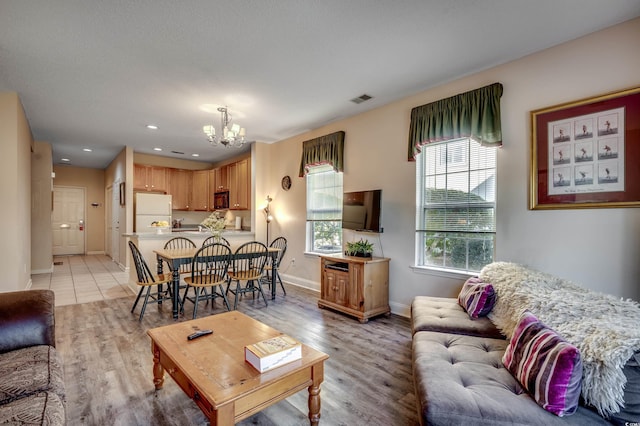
(124, 229, 255, 239)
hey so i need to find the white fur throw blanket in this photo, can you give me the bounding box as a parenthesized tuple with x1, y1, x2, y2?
(480, 261, 640, 418)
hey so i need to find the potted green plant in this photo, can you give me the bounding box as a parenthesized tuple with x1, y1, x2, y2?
(345, 238, 374, 258)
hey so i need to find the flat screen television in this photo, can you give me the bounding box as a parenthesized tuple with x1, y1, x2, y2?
(342, 189, 382, 233)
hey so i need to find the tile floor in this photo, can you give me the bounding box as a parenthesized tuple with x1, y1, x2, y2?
(31, 254, 134, 306)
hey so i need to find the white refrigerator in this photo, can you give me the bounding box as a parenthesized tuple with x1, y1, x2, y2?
(134, 193, 172, 232)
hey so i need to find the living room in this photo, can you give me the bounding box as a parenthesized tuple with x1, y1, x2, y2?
(3, 16, 639, 306)
(1, 5, 639, 426)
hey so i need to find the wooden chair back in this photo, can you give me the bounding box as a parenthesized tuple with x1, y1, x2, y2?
(230, 241, 268, 281)
(129, 241, 161, 285)
(164, 237, 196, 274)
(269, 236, 287, 268)
(202, 235, 230, 247)
(187, 243, 231, 287)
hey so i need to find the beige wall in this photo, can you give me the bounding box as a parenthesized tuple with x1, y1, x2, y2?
(53, 165, 106, 254)
(105, 147, 130, 268)
(256, 18, 640, 314)
(0, 92, 32, 291)
(31, 141, 53, 272)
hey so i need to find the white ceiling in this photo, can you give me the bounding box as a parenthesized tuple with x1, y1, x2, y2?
(2, 1, 639, 169)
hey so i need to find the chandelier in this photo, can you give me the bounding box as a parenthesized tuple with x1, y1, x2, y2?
(203, 106, 246, 148)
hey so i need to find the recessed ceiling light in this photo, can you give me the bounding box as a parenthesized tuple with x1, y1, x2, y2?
(153, 147, 162, 151)
(191, 153, 200, 157)
(82, 148, 92, 152)
(146, 124, 158, 130)
(61, 158, 71, 162)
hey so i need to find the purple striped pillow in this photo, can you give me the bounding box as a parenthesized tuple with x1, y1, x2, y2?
(457, 277, 496, 318)
(502, 311, 582, 417)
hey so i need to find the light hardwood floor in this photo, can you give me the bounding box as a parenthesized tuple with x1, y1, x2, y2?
(51, 256, 419, 425)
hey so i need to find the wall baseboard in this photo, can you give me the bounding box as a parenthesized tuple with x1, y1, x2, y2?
(87, 251, 106, 255)
(31, 264, 54, 274)
(281, 273, 411, 317)
(390, 301, 410, 318)
(280, 273, 319, 292)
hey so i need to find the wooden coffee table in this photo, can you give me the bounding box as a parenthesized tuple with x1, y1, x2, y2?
(147, 312, 329, 425)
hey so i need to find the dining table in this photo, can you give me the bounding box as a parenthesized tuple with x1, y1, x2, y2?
(154, 245, 280, 319)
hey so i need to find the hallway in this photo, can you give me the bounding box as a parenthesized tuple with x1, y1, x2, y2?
(31, 254, 133, 306)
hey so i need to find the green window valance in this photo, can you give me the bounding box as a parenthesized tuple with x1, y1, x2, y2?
(408, 83, 503, 161)
(299, 131, 345, 177)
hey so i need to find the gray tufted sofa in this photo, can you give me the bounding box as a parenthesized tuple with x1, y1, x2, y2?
(0, 290, 66, 425)
(410, 296, 612, 425)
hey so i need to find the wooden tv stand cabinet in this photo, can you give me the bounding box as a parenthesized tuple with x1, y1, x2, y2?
(318, 254, 390, 323)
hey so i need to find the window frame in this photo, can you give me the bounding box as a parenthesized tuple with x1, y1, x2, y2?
(305, 165, 343, 255)
(415, 138, 497, 273)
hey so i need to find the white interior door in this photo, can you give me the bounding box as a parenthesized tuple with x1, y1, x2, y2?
(112, 184, 120, 263)
(106, 186, 112, 257)
(52, 186, 86, 255)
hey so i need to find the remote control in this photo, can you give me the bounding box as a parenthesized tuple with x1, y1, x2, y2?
(187, 329, 213, 340)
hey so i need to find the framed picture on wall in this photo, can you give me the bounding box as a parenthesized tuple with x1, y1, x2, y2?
(119, 182, 125, 206)
(530, 86, 640, 209)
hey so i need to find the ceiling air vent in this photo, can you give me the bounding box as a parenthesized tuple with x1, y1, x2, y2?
(350, 94, 373, 104)
(171, 150, 185, 155)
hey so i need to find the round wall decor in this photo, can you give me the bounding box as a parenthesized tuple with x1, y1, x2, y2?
(281, 175, 292, 191)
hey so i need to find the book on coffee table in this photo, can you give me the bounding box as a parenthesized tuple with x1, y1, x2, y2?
(245, 334, 302, 373)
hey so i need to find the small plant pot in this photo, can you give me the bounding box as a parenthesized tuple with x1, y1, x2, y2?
(346, 251, 372, 258)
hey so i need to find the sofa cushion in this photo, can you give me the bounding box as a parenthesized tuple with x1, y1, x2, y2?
(0, 346, 65, 405)
(0, 290, 56, 354)
(412, 331, 611, 425)
(610, 351, 640, 424)
(457, 277, 496, 318)
(0, 392, 66, 425)
(411, 296, 504, 339)
(503, 311, 582, 417)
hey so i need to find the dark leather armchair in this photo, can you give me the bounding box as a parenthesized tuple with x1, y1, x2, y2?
(0, 289, 65, 424)
(0, 289, 56, 354)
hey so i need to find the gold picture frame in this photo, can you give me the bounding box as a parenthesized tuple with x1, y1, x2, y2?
(530, 86, 640, 209)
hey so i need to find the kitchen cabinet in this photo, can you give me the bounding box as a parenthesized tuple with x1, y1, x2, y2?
(211, 167, 228, 192)
(190, 170, 209, 211)
(228, 158, 250, 210)
(208, 169, 217, 210)
(318, 254, 390, 323)
(169, 169, 192, 210)
(134, 164, 167, 192)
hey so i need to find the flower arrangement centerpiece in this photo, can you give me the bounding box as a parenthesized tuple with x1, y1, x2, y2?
(200, 212, 226, 237)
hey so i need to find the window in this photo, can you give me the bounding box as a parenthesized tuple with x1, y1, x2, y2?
(416, 138, 496, 272)
(306, 165, 343, 254)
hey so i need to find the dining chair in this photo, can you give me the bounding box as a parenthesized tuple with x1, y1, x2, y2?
(163, 236, 196, 276)
(261, 236, 287, 296)
(181, 243, 232, 319)
(202, 235, 230, 247)
(226, 241, 269, 309)
(129, 241, 173, 321)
